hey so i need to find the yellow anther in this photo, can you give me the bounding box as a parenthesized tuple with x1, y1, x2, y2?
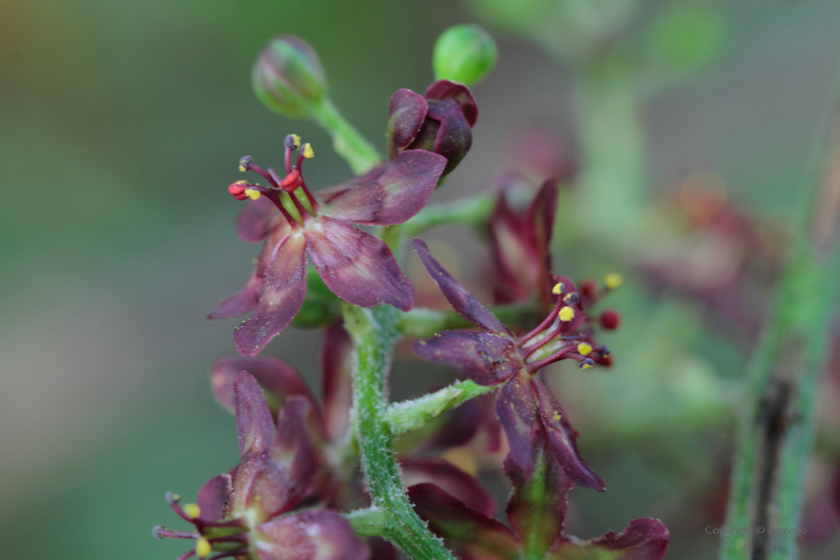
(244, 188, 261, 200)
(558, 306, 575, 322)
(196, 537, 212, 558)
(239, 164, 247, 172)
(183, 503, 201, 519)
(302, 143, 314, 159)
(233, 180, 248, 186)
(580, 361, 594, 370)
(604, 273, 623, 290)
(552, 283, 564, 295)
(290, 134, 301, 149)
(553, 411, 562, 421)
(577, 342, 593, 356)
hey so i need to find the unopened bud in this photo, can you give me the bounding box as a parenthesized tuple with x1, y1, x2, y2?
(253, 36, 327, 118)
(433, 24, 498, 86)
(600, 309, 621, 330)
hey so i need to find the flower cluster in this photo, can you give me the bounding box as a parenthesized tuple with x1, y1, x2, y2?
(157, 31, 669, 560)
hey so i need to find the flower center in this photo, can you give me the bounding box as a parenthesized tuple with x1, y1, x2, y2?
(227, 134, 320, 229)
(154, 492, 249, 559)
(515, 279, 615, 373)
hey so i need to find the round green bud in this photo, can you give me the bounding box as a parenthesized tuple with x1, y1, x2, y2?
(433, 24, 497, 86)
(252, 36, 327, 118)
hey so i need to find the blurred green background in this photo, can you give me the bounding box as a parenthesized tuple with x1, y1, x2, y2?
(3, 1, 840, 559)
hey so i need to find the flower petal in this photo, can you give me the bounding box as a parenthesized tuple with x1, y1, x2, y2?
(237, 197, 284, 243)
(489, 192, 533, 304)
(532, 378, 605, 491)
(550, 518, 669, 560)
(305, 217, 413, 311)
(496, 371, 537, 476)
(387, 89, 428, 158)
(412, 239, 511, 335)
(402, 457, 497, 517)
(211, 355, 313, 416)
(209, 269, 264, 319)
(254, 509, 370, 560)
(317, 150, 446, 226)
(234, 371, 276, 456)
(321, 321, 354, 442)
(504, 424, 570, 552)
(195, 473, 234, 523)
(526, 179, 558, 304)
(427, 99, 472, 175)
(234, 232, 308, 356)
(412, 330, 520, 386)
(424, 80, 478, 127)
(408, 483, 519, 560)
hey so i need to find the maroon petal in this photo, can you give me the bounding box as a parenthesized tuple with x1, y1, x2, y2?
(387, 89, 428, 159)
(237, 197, 283, 243)
(489, 193, 535, 304)
(317, 150, 446, 226)
(412, 239, 511, 335)
(532, 378, 605, 491)
(424, 80, 478, 127)
(211, 354, 313, 416)
(196, 473, 234, 523)
(321, 321, 354, 442)
(550, 518, 669, 560)
(235, 371, 276, 456)
(209, 269, 264, 319)
(402, 457, 497, 517)
(234, 232, 308, 356)
(408, 483, 519, 560)
(496, 370, 538, 475)
(254, 509, 370, 560)
(504, 424, 570, 552)
(412, 330, 520, 386)
(305, 217, 413, 311)
(525, 180, 559, 304)
(426, 99, 473, 175)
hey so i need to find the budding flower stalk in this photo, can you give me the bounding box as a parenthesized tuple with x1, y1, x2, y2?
(253, 36, 327, 117)
(433, 24, 498, 86)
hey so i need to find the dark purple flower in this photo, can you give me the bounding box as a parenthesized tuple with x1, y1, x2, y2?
(155, 372, 369, 560)
(211, 135, 446, 356)
(387, 80, 477, 176)
(488, 177, 558, 305)
(409, 425, 669, 560)
(411, 239, 612, 490)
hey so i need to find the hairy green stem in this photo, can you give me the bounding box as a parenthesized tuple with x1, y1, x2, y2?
(386, 379, 496, 435)
(720, 87, 840, 560)
(397, 302, 537, 338)
(346, 507, 390, 537)
(312, 98, 381, 174)
(343, 303, 454, 560)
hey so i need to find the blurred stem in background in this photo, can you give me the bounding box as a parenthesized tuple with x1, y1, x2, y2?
(720, 67, 840, 560)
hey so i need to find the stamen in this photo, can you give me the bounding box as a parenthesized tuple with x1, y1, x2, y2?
(579, 358, 595, 369)
(176, 549, 197, 560)
(302, 143, 314, 159)
(183, 503, 201, 519)
(196, 538, 212, 558)
(153, 526, 200, 540)
(558, 306, 575, 322)
(604, 272, 623, 290)
(551, 282, 565, 295)
(553, 411, 562, 421)
(563, 292, 579, 305)
(285, 134, 301, 150)
(577, 342, 593, 356)
(238, 156, 252, 173)
(244, 189, 261, 200)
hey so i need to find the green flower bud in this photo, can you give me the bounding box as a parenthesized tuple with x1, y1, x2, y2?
(252, 36, 327, 118)
(433, 24, 497, 86)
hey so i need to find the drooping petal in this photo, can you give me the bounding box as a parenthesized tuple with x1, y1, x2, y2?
(209, 269, 264, 319)
(532, 378, 605, 491)
(408, 483, 520, 560)
(211, 354, 313, 416)
(420, 392, 501, 453)
(321, 321, 354, 442)
(195, 473, 234, 523)
(387, 89, 428, 159)
(254, 509, 370, 560)
(504, 425, 571, 553)
(232, 395, 320, 522)
(412, 239, 511, 335)
(424, 80, 478, 127)
(234, 232, 308, 356)
(402, 457, 497, 517)
(234, 371, 276, 456)
(526, 179, 558, 304)
(237, 197, 283, 243)
(496, 370, 538, 475)
(488, 193, 533, 304)
(412, 330, 520, 386)
(305, 217, 413, 311)
(317, 150, 446, 226)
(549, 518, 669, 560)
